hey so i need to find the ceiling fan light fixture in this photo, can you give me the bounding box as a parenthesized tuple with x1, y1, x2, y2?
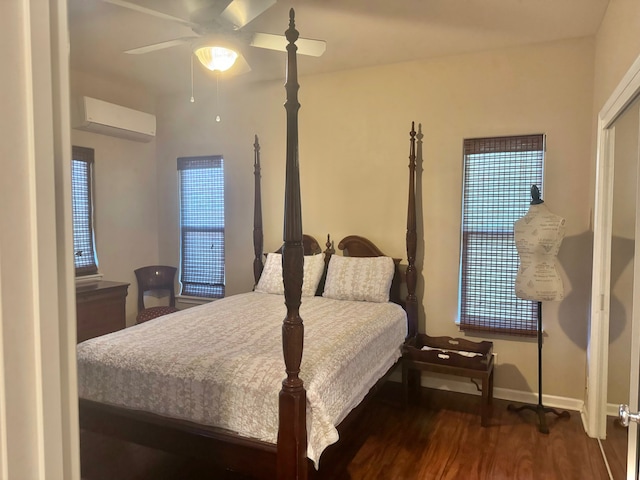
(195, 46, 239, 72)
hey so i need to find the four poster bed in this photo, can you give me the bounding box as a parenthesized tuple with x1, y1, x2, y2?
(77, 10, 419, 480)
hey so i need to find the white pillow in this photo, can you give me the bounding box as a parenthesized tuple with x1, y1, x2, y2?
(255, 252, 325, 297)
(254, 253, 284, 295)
(303, 253, 326, 296)
(322, 255, 395, 303)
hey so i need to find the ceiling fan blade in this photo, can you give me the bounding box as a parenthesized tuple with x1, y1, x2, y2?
(124, 37, 196, 55)
(220, 0, 276, 30)
(227, 53, 252, 76)
(250, 32, 326, 57)
(101, 0, 199, 29)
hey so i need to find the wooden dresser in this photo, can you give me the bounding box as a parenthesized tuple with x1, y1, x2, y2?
(76, 280, 129, 343)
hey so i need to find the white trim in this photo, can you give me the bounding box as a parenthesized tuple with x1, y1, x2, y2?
(176, 295, 217, 307)
(626, 120, 640, 479)
(418, 376, 584, 413)
(389, 374, 592, 432)
(600, 54, 640, 129)
(51, 0, 81, 474)
(588, 50, 640, 441)
(75, 273, 104, 286)
(587, 123, 615, 438)
(606, 403, 622, 417)
(23, 0, 53, 474)
(386, 373, 585, 413)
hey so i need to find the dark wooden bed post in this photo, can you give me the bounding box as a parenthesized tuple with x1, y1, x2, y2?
(277, 9, 308, 480)
(405, 122, 419, 338)
(253, 134, 264, 285)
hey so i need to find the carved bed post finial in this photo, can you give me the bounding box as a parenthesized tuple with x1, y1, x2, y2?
(405, 122, 419, 338)
(277, 8, 308, 480)
(254, 135, 264, 286)
(324, 234, 335, 265)
(309, 234, 334, 300)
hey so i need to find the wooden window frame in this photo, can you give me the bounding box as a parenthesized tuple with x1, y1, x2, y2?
(177, 155, 225, 299)
(458, 134, 545, 336)
(72, 146, 98, 276)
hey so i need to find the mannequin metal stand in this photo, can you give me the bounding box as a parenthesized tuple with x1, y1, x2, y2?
(507, 301, 570, 434)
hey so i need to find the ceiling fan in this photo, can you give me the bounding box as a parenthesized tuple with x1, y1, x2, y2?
(101, 0, 327, 75)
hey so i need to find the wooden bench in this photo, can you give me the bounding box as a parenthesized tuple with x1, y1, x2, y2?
(402, 334, 494, 427)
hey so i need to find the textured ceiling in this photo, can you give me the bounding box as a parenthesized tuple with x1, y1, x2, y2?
(68, 0, 609, 95)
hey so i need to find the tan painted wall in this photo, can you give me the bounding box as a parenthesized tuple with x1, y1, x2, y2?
(58, 0, 640, 432)
(4, 0, 640, 475)
(593, 0, 640, 114)
(70, 71, 159, 326)
(592, 0, 640, 408)
(157, 37, 595, 400)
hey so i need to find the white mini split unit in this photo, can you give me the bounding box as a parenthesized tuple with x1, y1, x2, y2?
(72, 96, 156, 142)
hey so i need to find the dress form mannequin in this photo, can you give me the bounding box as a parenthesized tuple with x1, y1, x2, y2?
(514, 193, 566, 302)
(508, 185, 570, 433)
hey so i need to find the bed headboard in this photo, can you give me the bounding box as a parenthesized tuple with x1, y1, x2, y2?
(271, 233, 403, 304)
(275, 234, 322, 256)
(253, 124, 418, 330)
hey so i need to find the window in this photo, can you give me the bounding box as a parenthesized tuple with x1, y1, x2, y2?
(72, 146, 98, 276)
(177, 155, 225, 298)
(458, 134, 544, 336)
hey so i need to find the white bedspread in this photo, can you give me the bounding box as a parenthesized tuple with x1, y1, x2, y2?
(77, 292, 407, 468)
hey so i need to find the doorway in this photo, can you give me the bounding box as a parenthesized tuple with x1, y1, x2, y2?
(600, 98, 639, 479)
(589, 53, 640, 479)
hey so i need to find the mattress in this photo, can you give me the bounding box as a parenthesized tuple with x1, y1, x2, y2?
(77, 291, 407, 467)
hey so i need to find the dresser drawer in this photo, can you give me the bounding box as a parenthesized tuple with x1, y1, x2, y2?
(76, 281, 129, 343)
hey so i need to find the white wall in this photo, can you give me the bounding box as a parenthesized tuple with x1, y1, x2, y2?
(157, 37, 595, 400)
(70, 72, 159, 326)
(593, 0, 640, 114)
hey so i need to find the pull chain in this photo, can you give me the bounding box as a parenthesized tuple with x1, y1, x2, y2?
(190, 54, 195, 103)
(215, 73, 221, 122)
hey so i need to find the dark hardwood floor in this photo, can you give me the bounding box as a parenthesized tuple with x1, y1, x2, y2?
(81, 382, 609, 480)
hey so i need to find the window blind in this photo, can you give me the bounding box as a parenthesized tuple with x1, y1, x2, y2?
(72, 146, 98, 276)
(178, 155, 225, 298)
(459, 135, 544, 336)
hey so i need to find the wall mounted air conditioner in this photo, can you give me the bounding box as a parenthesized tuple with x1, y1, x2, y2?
(72, 96, 156, 143)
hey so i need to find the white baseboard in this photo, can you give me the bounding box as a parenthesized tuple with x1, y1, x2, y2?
(606, 403, 622, 417)
(176, 295, 216, 309)
(75, 272, 103, 286)
(410, 375, 584, 413)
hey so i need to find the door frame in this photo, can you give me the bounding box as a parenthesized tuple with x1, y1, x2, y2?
(627, 156, 640, 480)
(588, 51, 640, 439)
